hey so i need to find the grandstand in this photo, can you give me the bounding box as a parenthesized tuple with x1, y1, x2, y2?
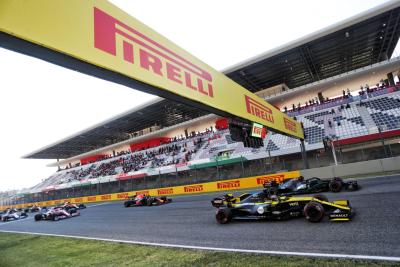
(2, 0, 400, 205)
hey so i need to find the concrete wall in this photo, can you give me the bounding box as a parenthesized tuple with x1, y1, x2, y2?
(300, 155, 400, 178)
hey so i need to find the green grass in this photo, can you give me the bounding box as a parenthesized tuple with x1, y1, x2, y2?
(0, 232, 397, 267)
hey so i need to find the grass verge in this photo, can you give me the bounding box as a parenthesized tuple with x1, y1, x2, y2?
(0, 232, 397, 267)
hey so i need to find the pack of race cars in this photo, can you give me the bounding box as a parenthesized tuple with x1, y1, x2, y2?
(1, 176, 359, 225)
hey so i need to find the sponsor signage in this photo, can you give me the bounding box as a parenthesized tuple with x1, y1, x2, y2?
(135, 190, 150, 195)
(217, 180, 240, 189)
(0, 0, 303, 139)
(184, 185, 204, 193)
(117, 193, 129, 199)
(157, 188, 174, 195)
(251, 122, 266, 138)
(87, 196, 97, 202)
(256, 175, 285, 185)
(101, 194, 111, 200)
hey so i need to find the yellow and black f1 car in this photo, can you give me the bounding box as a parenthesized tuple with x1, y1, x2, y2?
(211, 182, 354, 224)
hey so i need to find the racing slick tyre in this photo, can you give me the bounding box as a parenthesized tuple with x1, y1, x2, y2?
(304, 201, 325, 223)
(329, 178, 343, 192)
(124, 201, 131, 208)
(34, 214, 42, 221)
(313, 194, 328, 202)
(216, 208, 233, 224)
(53, 215, 59, 221)
(78, 204, 86, 209)
(2, 217, 7, 222)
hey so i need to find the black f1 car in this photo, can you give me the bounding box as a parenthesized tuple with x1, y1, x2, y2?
(24, 205, 41, 213)
(34, 206, 80, 221)
(211, 181, 354, 224)
(275, 176, 358, 196)
(124, 194, 172, 207)
(1, 208, 28, 222)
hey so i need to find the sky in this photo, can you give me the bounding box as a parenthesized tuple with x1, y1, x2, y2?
(0, 0, 396, 192)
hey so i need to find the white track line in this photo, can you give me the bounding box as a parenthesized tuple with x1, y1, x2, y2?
(86, 202, 110, 208)
(0, 229, 398, 262)
(0, 217, 30, 226)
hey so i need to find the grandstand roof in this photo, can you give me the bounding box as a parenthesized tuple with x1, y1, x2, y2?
(25, 0, 400, 160)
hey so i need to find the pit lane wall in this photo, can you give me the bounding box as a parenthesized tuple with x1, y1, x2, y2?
(1, 171, 299, 209)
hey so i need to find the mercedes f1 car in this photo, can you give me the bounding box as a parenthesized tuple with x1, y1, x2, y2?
(124, 194, 172, 207)
(274, 176, 358, 196)
(34, 206, 80, 221)
(211, 181, 354, 224)
(1, 208, 28, 222)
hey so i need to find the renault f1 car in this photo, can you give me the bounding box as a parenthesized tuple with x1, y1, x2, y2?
(34, 206, 80, 221)
(1, 208, 28, 222)
(124, 194, 172, 207)
(211, 182, 354, 224)
(274, 177, 358, 196)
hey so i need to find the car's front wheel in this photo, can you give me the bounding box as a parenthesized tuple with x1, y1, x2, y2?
(304, 201, 325, 222)
(215, 208, 232, 224)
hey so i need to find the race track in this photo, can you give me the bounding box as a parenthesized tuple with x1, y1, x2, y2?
(1, 175, 400, 259)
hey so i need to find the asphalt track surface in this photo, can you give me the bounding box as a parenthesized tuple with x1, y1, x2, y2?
(1, 175, 400, 258)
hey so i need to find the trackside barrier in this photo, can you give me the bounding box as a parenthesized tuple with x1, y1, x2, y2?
(1, 171, 299, 210)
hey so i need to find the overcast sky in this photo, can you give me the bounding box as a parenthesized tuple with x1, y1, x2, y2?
(0, 0, 396, 192)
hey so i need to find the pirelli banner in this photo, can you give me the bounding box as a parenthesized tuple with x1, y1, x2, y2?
(2, 171, 300, 210)
(0, 1, 303, 139)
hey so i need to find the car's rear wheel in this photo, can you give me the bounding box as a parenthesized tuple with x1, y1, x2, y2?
(329, 178, 343, 192)
(34, 214, 42, 221)
(124, 201, 131, 207)
(304, 201, 325, 222)
(313, 194, 328, 202)
(215, 208, 232, 224)
(53, 215, 59, 221)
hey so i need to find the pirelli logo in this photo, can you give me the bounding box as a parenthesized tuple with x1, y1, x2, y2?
(217, 180, 240, 189)
(74, 198, 83, 203)
(94, 8, 214, 98)
(245, 95, 274, 123)
(158, 188, 173, 195)
(284, 118, 297, 133)
(184, 185, 203, 193)
(101, 195, 111, 200)
(87, 196, 97, 202)
(135, 190, 150, 195)
(117, 193, 129, 199)
(256, 175, 285, 185)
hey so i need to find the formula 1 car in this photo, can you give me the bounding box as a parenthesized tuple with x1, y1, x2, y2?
(124, 194, 172, 207)
(63, 202, 86, 210)
(275, 177, 358, 196)
(24, 205, 41, 213)
(211, 181, 354, 224)
(34, 206, 80, 221)
(1, 208, 28, 222)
